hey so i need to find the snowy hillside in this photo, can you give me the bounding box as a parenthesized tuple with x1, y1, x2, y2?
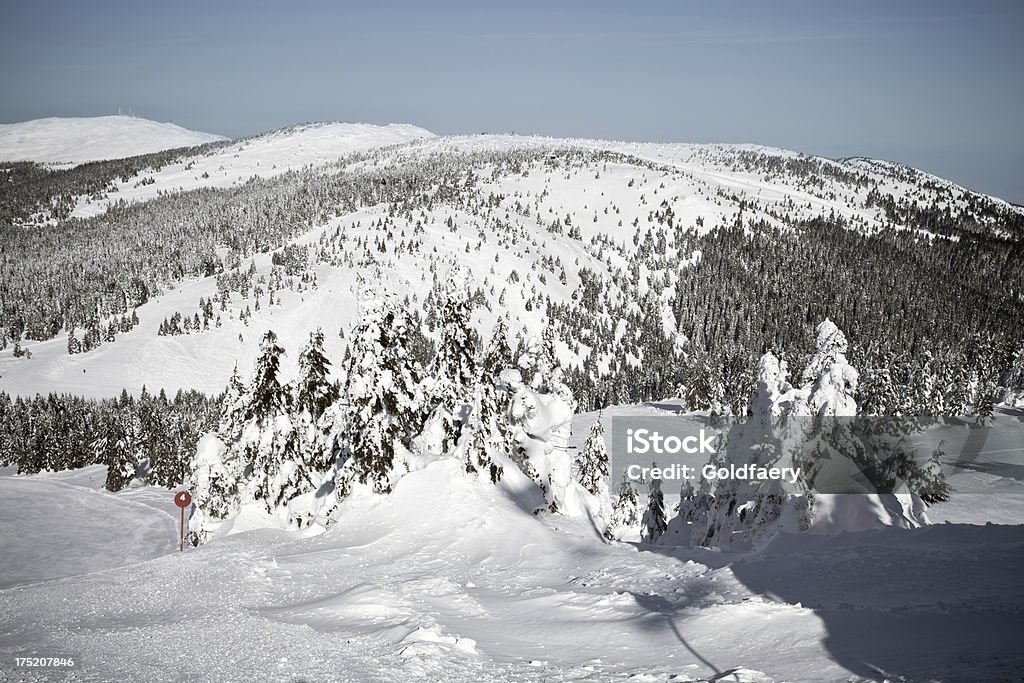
(2, 407, 1023, 681)
(64, 121, 435, 220)
(2, 120, 1023, 682)
(0, 115, 226, 164)
(2, 128, 1021, 402)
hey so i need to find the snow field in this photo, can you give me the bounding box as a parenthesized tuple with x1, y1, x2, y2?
(2, 404, 1023, 681)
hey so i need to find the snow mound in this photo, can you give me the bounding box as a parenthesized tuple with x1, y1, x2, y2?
(0, 115, 226, 164)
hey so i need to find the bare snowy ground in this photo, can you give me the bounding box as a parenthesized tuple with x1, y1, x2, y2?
(2, 409, 1023, 682)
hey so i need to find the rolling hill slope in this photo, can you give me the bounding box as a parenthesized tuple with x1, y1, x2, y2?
(0, 115, 227, 164)
(1, 125, 1021, 406)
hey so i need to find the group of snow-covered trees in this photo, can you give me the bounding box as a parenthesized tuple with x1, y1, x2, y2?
(187, 286, 589, 544)
(0, 388, 219, 491)
(621, 319, 956, 549)
(188, 327, 339, 541)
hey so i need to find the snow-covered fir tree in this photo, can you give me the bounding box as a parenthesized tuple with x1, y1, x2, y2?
(295, 328, 339, 424)
(247, 330, 288, 422)
(218, 363, 247, 444)
(519, 324, 574, 406)
(189, 331, 325, 538)
(242, 331, 310, 511)
(694, 351, 805, 549)
(641, 465, 667, 543)
(187, 435, 242, 545)
(462, 319, 515, 480)
(295, 328, 340, 471)
(337, 298, 426, 494)
(606, 469, 640, 540)
(104, 432, 136, 492)
(575, 414, 613, 530)
(796, 320, 949, 505)
(576, 416, 609, 496)
(428, 285, 481, 454)
(691, 320, 947, 550)
(434, 285, 480, 398)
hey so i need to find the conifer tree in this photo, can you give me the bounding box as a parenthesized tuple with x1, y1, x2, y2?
(454, 319, 515, 480)
(435, 286, 480, 396)
(104, 430, 136, 492)
(430, 285, 481, 453)
(339, 299, 426, 493)
(576, 416, 609, 496)
(641, 467, 668, 543)
(607, 469, 640, 539)
(248, 330, 287, 421)
(218, 364, 247, 444)
(296, 328, 338, 423)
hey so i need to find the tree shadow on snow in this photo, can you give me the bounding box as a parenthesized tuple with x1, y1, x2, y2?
(628, 590, 726, 678)
(639, 524, 1024, 681)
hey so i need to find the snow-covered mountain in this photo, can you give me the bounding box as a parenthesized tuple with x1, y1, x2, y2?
(1, 125, 1021, 402)
(2, 120, 1023, 682)
(0, 115, 226, 164)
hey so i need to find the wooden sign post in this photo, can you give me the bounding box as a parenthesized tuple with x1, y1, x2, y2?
(174, 490, 192, 552)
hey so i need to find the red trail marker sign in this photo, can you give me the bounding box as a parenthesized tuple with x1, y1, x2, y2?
(174, 490, 192, 552)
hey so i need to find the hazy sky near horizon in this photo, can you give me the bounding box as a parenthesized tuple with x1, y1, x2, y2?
(2, 1, 1022, 201)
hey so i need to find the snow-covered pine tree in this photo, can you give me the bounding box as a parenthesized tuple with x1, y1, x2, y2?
(676, 478, 696, 523)
(187, 435, 242, 546)
(295, 329, 340, 471)
(296, 328, 339, 423)
(461, 318, 515, 479)
(236, 331, 310, 514)
(975, 378, 996, 427)
(338, 299, 426, 493)
(576, 414, 613, 529)
(698, 351, 802, 548)
(429, 285, 481, 454)
(795, 320, 945, 512)
(520, 324, 574, 406)
(218, 364, 248, 444)
(247, 330, 288, 422)
(104, 432, 136, 492)
(460, 383, 503, 483)
(641, 466, 667, 543)
(606, 469, 640, 540)
(435, 285, 480, 398)
(576, 415, 609, 496)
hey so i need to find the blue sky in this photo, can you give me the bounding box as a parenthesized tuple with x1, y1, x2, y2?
(2, 1, 1022, 202)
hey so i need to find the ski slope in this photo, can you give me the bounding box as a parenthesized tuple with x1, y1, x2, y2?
(0, 116, 226, 164)
(1, 407, 1022, 682)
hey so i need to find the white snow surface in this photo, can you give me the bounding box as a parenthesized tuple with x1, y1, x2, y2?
(0, 116, 226, 164)
(2, 406, 1023, 681)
